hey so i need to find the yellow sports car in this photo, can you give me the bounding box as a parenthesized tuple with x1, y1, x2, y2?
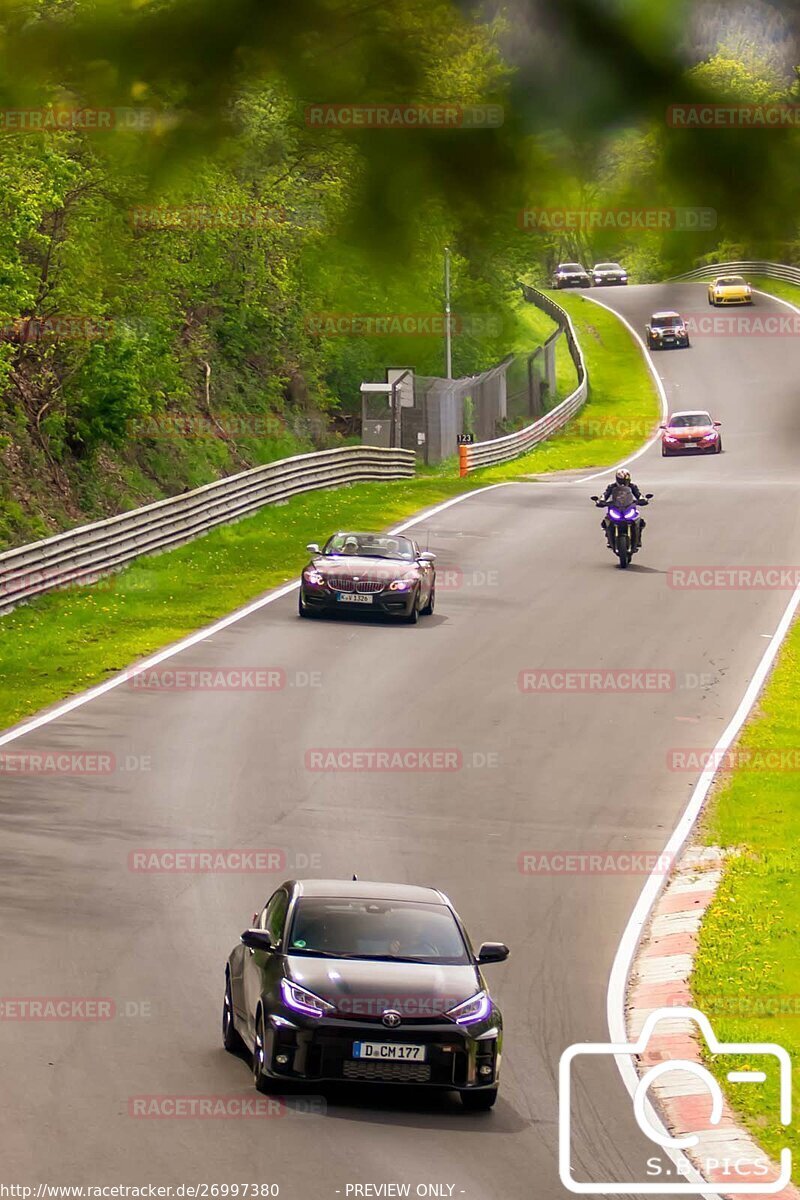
(707, 275, 753, 306)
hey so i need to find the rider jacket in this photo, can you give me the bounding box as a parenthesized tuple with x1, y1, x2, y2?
(602, 481, 643, 504)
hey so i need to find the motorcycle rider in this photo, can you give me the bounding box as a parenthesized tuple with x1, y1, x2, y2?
(599, 468, 647, 551)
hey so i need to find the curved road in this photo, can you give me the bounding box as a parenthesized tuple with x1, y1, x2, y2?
(1, 283, 799, 1197)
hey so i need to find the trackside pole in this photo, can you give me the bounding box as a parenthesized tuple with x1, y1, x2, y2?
(459, 444, 469, 477)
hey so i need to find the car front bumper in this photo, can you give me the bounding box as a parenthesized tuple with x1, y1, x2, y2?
(662, 439, 718, 454)
(300, 584, 417, 618)
(555, 278, 590, 288)
(259, 1011, 502, 1091)
(711, 294, 752, 305)
(592, 277, 627, 285)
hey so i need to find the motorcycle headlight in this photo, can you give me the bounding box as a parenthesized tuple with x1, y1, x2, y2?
(389, 578, 414, 591)
(623, 507, 638, 520)
(608, 508, 622, 520)
(446, 990, 492, 1025)
(303, 569, 325, 586)
(280, 979, 335, 1018)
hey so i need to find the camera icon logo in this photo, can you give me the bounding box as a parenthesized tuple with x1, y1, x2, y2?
(559, 1006, 791, 1194)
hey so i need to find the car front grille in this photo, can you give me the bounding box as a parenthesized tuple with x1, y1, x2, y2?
(342, 1060, 432, 1083)
(327, 577, 385, 594)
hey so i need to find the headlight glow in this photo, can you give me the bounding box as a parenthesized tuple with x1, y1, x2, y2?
(446, 990, 492, 1025)
(608, 507, 622, 520)
(303, 569, 325, 586)
(623, 506, 638, 520)
(389, 579, 413, 591)
(280, 978, 335, 1018)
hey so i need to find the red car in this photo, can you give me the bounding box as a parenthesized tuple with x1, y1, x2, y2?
(660, 410, 722, 456)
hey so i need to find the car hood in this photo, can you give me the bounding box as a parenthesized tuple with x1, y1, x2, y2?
(310, 555, 416, 581)
(286, 956, 479, 1017)
(666, 425, 713, 437)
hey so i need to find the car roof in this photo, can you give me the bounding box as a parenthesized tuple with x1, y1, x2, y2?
(651, 310, 681, 319)
(669, 410, 711, 419)
(289, 879, 449, 904)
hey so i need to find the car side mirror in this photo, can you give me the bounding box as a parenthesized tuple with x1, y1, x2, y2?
(241, 928, 276, 953)
(658, 424, 666, 430)
(714, 422, 722, 428)
(476, 941, 509, 965)
(306, 543, 320, 554)
(418, 552, 436, 563)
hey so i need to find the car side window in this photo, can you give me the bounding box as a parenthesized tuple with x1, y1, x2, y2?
(263, 889, 289, 945)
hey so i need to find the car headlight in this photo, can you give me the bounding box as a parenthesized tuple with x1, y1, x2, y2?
(702, 431, 717, 440)
(389, 578, 414, 591)
(664, 435, 680, 443)
(446, 991, 492, 1025)
(303, 569, 325, 586)
(280, 978, 335, 1018)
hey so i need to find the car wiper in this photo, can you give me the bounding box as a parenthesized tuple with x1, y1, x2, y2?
(287, 948, 354, 958)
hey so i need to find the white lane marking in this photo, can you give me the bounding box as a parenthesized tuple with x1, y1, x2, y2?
(0, 484, 511, 747)
(606, 579, 800, 1194)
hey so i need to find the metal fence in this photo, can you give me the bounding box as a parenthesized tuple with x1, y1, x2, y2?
(458, 285, 587, 474)
(670, 260, 800, 285)
(361, 357, 513, 465)
(0, 445, 415, 615)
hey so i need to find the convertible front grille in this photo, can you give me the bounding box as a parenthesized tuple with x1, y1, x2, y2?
(342, 1060, 432, 1083)
(327, 577, 385, 594)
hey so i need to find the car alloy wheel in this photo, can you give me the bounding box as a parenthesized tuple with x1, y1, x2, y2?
(462, 1087, 498, 1112)
(420, 586, 435, 616)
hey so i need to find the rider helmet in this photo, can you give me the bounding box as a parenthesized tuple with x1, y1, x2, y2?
(615, 469, 631, 485)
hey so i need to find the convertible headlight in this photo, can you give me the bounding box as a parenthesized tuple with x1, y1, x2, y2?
(303, 569, 325, 586)
(446, 991, 492, 1025)
(280, 979, 335, 1018)
(389, 578, 414, 591)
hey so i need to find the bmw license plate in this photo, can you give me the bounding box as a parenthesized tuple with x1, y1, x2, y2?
(352, 1042, 426, 1061)
(684, 441, 697, 448)
(336, 592, 373, 604)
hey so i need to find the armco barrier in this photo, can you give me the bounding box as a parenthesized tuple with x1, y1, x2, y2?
(670, 260, 800, 286)
(458, 284, 588, 474)
(0, 445, 415, 615)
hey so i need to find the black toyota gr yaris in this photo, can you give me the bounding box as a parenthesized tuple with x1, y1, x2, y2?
(223, 879, 509, 1111)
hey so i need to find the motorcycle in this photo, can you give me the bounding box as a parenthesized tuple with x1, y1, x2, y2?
(591, 490, 653, 568)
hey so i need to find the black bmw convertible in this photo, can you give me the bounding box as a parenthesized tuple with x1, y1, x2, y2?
(298, 531, 436, 624)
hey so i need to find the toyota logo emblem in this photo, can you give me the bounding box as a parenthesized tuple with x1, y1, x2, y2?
(382, 1010, 402, 1028)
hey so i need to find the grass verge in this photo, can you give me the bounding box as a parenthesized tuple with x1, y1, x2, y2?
(690, 268, 800, 1164)
(0, 291, 660, 731)
(692, 612, 800, 1162)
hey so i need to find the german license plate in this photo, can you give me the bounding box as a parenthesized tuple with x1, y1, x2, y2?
(352, 1042, 426, 1061)
(336, 592, 373, 604)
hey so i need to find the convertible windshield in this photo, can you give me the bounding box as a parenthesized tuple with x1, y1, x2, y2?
(669, 413, 711, 428)
(323, 533, 416, 561)
(286, 898, 471, 965)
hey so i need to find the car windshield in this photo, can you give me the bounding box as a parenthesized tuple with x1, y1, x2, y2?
(717, 276, 746, 286)
(286, 898, 471, 965)
(323, 533, 416, 561)
(594, 263, 621, 271)
(559, 263, 583, 271)
(669, 413, 711, 428)
(652, 315, 682, 329)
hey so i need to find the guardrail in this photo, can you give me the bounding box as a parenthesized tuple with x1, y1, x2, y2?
(458, 284, 588, 474)
(0, 445, 415, 615)
(670, 260, 800, 286)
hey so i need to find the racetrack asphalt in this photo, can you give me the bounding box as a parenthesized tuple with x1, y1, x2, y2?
(1, 283, 798, 1198)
